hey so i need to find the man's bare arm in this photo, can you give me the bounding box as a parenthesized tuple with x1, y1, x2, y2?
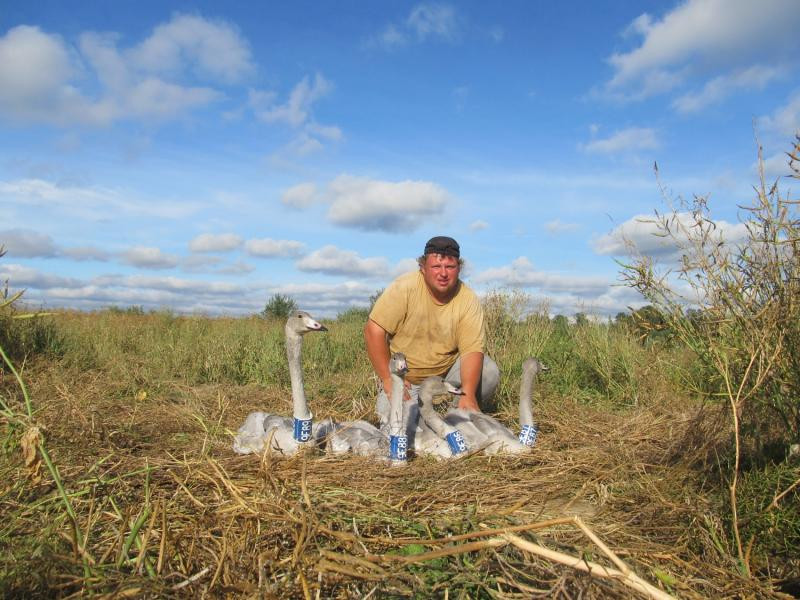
(364, 319, 393, 392)
(457, 351, 483, 412)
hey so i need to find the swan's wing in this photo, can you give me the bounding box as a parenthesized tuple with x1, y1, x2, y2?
(328, 420, 389, 456)
(467, 413, 529, 454)
(443, 410, 492, 449)
(468, 413, 518, 442)
(233, 411, 271, 455)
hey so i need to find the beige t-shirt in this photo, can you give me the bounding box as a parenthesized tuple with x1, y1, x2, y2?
(369, 271, 485, 384)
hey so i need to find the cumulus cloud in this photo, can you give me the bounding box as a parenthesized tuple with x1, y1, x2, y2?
(469, 220, 489, 231)
(326, 174, 450, 232)
(0, 228, 58, 258)
(544, 220, 580, 235)
(61, 245, 111, 261)
(0, 178, 200, 220)
(0, 260, 381, 316)
(0, 26, 79, 124)
(0, 263, 85, 291)
(120, 246, 180, 269)
(244, 238, 306, 258)
(295, 245, 389, 277)
(127, 14, 254, 83)
(0, 14, 253, 126)
(376, 3, 460, 48)
(592, 212, 749, 258)
(673, 65, 785, 113)
(250, 74, 341, 156)
(281, 182, 319, 210)
(252, 73, 332, 127)
(475, 257, 612, 295)
(759, 91, 800, 137)
(581, 127, 659, 154)
(189, 233, 243, 253)
(604, 0, 800, 102)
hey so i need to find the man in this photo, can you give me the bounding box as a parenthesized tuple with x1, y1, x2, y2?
(365, 236, 500, 424)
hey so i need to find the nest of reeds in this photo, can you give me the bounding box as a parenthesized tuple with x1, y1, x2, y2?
(0, 363, 785, 599)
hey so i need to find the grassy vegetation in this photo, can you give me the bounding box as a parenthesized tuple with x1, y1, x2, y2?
(1, 297, 797, 597)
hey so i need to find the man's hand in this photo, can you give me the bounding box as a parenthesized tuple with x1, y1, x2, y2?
(457, 393, 480, 412)
(457, 351, 484, 412)
(383, 377, 413, 402)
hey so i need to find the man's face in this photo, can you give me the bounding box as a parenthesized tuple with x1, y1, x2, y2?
(421, 253, 460, 299)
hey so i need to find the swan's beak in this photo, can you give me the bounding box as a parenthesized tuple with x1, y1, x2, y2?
(444, 382, 463, 395)
(304, 316, 327, 332)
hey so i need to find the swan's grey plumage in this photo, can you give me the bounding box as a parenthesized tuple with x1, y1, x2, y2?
(323, 354, 411, 458)
(232, 310, 327, 456)
(419, 358, 548, 456)
(415, 376, 471, 458)
(445, 357, 548, 454)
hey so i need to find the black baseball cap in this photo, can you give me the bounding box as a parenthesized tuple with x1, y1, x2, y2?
(424, 236, 460, 258)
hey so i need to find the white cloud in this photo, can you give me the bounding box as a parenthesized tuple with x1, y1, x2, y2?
(759, 91, 800, 137)
(326, 174, 451, 232)
(469, 220, 489, 231)
(250, 74, 341, 157)
(121, 246, 180, 269)
(182, 254, 223, 272)
(475, 257, 611, 295)
(0, 26, 79, 124)
(604, 0, 800, 101)
(216, 260, 256, 275)
(189, 233, 243, 252)
(0, 263, 83, 289)
(0, 229, 58, 258)
(592, 212, 749, 258)
(0, 14, 252, 126)
(376, 3, 460, 48)
(252, 73, 332, 127)
(0, 178, 200, 220)
(281, 182, 318, 209)
(544, 220, 580, 235)
(61, 245, 111, 261)
(127, 14, 254, 83)
(407, 4, 459, 40)
(1, 262, 378, 317)
(244, 238, 306, 258)
(296, 245, 389, 277)
(581, 127, 659, 154)
(759, 152, 795, 179)
(673, 65, 785, 113)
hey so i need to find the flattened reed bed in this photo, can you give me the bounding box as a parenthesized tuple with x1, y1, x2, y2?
(1, 362, 777, 599)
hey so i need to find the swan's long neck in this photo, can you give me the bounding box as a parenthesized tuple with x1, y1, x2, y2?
(388, 371, 405, 437)
(418, 381, 467, 455)
(418, 384, 456, 439)
(518, 366, 536, 428)
(286, 330, 311, 421)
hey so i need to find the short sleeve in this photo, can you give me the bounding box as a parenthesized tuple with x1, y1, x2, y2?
(457, 293, 485, 355)
(368, 279, 408, 335)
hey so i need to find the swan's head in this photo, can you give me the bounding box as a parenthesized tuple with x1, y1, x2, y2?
(522, 357, 549, 375)
(286, 310, 328, 336)
(389, 352, 408, 378)
(419, 375, 463, 404)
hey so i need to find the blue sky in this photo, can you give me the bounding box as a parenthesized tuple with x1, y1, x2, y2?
(1, 0, 799, 317)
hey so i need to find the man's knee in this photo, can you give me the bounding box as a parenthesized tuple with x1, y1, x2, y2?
(445, 355, 501, 406)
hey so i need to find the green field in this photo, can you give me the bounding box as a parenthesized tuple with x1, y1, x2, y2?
(1, 298, 797, 598)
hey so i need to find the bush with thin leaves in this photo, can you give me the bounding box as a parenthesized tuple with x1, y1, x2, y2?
(619, 136, 800, 572)
(261, 293, 297, 320)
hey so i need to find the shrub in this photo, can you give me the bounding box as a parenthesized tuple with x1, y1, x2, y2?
(261, 294, 297, 320)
